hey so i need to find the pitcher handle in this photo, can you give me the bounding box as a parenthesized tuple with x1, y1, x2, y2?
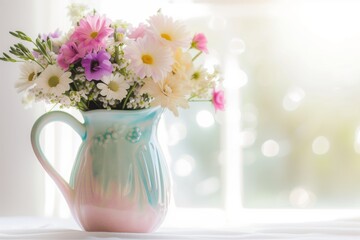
(30, 111, 86, 208)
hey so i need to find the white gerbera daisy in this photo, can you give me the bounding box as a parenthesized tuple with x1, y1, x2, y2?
(148, 13, 191, 49)
(140, 75, 190, 116)
(37, 65, 72, 96)
(124, 37, 173, 82)
(15, 62, 41, 93)
(97, 73, 130, 100)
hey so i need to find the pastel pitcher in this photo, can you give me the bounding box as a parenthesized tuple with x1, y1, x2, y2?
(31, 107, 170, 232)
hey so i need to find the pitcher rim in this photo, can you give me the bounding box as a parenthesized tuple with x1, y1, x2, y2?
(80, 106, 163, 116)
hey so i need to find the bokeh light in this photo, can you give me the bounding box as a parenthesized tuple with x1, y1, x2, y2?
(174, 155, 195, 177)
(289, 187, 316, 208)
(196, 110, 215, 128)
(282, 87, 306, 111)
(195, 177, 220, 196)
(312, 136, 330, 155)
(167, 121, 187, 146)
(261, 139, 280, 157)
(229, 38, 246, 55)
(239, 129, 256, 148)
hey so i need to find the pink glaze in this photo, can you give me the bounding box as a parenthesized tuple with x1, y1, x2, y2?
(31, 108, 170, 233)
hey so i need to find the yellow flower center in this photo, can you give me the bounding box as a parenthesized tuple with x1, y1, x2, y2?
(90, 31, 98, 39)
(28, 72, 35, 82)
(108, 81, 119, 92)
(142, 54, 154, 65)
(48, 76, 60, 87)
(161, 33, 172, 41)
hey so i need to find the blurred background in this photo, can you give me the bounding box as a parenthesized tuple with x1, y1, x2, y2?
(1, 0, 360, 226)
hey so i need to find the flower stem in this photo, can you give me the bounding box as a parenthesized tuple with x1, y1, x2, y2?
(188, 99, 211, 102)
(31, 40, 53, 65)
(192, 51, 202, 62)
(113, 27, 121, 65)
(122, 82, 137, 109)
(47, 103, 58, 112)
(33, 59, 45, 70)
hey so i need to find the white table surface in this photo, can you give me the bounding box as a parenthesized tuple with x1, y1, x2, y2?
(1, 216, 360, 240)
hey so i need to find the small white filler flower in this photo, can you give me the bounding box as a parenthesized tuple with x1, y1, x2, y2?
(97, 73, 130, 101)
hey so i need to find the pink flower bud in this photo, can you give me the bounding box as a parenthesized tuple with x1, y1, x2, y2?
(191, 33, 208, 54)
(212, 89, 225, 111)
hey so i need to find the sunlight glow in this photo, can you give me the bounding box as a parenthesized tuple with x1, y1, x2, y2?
(196, 110, 215, 128)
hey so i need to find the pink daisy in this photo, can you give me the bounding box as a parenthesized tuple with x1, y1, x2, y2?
(57, 41, 86, 70)
(70, 15, 114, 53)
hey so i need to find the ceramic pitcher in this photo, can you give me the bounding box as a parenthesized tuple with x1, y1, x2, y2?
(31, 107, 170, 232)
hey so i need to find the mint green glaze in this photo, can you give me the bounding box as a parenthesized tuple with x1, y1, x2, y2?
(31, 107, 171, 232)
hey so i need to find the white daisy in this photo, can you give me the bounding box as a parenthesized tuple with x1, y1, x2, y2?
(36, 65, 72, 96)
(124, 36, 173, 82)
(15, 62, 41, 93)
(140, 74, 190, 116)
(147, 13, 191, 49)
(97, 73, 130, 100)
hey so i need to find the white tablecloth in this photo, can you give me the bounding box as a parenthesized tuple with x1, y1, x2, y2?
(1, 217, 360, 240)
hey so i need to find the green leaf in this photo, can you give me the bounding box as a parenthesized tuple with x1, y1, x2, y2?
(9, 31, 32, 42)
(9, 31, 18, 38)
(3, 53, 14, 61)
(35, 38, 46, 54)
(46, 38, 53, 51)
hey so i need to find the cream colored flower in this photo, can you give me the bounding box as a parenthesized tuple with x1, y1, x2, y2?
(36, 65, 72, 96)
(172, 48, 194, 81)
(15, 62, 41, 93)
(97, 73, 130, 100)
(140, 74, 190, 116)
(148, 13, 191, 49)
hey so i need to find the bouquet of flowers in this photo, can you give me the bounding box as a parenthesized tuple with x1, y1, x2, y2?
(1, 4, 224, 116)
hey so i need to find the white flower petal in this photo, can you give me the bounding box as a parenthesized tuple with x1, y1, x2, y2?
(147, 13, 191, 49)
(37, 65, 72, 96)
(15, 62, 41, 93)
(124, 37, 173, 82)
